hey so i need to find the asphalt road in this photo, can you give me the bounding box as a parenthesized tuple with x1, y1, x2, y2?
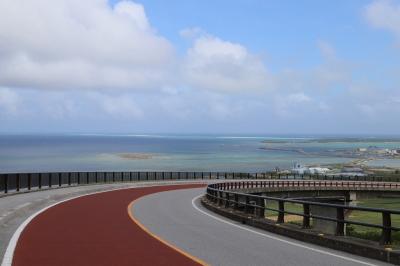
(0, 180, 213, 263)
(11, 184, 205, 266)
(131, 188, 391, 266)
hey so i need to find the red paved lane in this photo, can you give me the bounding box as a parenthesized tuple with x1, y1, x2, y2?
(13, 184, 205, 266)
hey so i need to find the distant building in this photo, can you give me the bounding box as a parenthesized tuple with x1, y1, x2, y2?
(291, 163, 330, 175)
(332, 172, 365, 177)
(308, 167, 330, 174)
(291, 163, 309, 174)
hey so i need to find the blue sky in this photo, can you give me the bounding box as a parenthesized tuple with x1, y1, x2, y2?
(0, 0, 400, 134)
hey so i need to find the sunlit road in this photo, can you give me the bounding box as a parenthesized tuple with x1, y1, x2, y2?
(132, 188, 389, 266)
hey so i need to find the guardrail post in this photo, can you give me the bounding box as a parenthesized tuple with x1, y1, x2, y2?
(4, 174, 8, 193)
(225, 193, 230, 208)
(68, 172, 71, 186)
(28, 173, 31, 190)
(39, 173, 42, 189)
(16, 173, 20, 192)
(49, 173, 52, 188)
(336, 207, 345, 236)
(214, 190, 218, 203)
(218, 191, 223, 206)
(277, 201, 285, 223)
(245, 196, 250, 213)
(58, 173, 62, 186)
(206, 188, 210, 200)
(380, 212, 392, 245)
(256, 197, 265, 218)
(234, 194, 239, 210)
(302, 203, 310, 228)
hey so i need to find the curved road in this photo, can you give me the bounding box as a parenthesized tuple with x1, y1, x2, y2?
(131, 187, 391, 266)
(8, 184, 205, 266)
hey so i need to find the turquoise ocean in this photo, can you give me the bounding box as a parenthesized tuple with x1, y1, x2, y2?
(1, 134, 400, 173)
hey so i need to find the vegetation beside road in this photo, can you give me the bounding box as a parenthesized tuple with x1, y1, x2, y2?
(264, 197, 400, 246)
(346, 197, 400, 246)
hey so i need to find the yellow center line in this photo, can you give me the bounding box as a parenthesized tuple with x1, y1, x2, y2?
(127, 197, 209, 266)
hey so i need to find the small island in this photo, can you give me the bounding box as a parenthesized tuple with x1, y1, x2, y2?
(117, 153, 154, 160)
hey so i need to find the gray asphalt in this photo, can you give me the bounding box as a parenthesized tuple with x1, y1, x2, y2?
(132, 188, 390, 266)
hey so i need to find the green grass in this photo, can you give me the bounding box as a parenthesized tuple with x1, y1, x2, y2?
(347, 198, 400, 229)
(346, 226, 400, 245)
(263, 197, 400, 246)
(265, 200, 304, 225)
(265, 201, 303, 217)
(346, 198, 400, 246)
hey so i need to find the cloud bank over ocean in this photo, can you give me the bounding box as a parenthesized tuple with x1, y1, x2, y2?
(0, 0, 399, 134)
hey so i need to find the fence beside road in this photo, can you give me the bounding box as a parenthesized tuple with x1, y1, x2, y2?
(206, 180, 400, 245)
(1, 171, 400, 195)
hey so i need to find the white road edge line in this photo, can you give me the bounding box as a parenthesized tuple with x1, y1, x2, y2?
(191, 194, 378, 266)
(0, 181, 207, 266)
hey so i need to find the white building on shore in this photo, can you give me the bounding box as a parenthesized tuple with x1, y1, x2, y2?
(291, 163, 330, 175)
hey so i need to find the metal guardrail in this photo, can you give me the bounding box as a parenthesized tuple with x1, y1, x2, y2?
(1, 171, 400, 195)
(206, 180, 400, 245)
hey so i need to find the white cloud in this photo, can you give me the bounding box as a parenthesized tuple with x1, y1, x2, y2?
(273, 92, 332, 117)
(274, 92, 311, 116)
(286, 93, 312, 103)
(0, 0, 174, 90)
(179, 27, 205, 39)
(0, 87, 20, 116)
(276, 41, 352, 94)
(317, 40, 337, 60)
(365, 0, 400, 38)
(313, 41, 352, 89)
(90, 93, 143, 119)
(357, 103, 377, 117)
(114, 1, 149, 31)
(0, 2, 273, 94)
(183, 35, 273, 92)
